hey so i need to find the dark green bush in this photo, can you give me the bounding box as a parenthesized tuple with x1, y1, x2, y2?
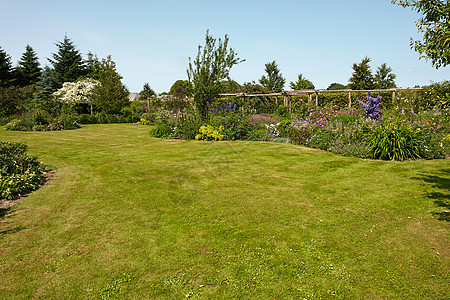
(0, 141, 48, 200)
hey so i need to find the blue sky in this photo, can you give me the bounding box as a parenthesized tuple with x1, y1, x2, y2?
(1, 0, 449, 93)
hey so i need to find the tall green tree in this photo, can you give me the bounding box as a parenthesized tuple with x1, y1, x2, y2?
(16, 45, 41, 87)
(169, 80, 192, 98)
(85, 52, 101, 80)
(374, 63, 397, 89)
(48, 35, 86, 88)
(92, 55, 129, 114)
(259, 60, 285, 93)
(349, 57, 375, 90)
(140, 82, 156, 108)
(290, 73, 315, 90)
(187, 30, 244, 116)
(0, 46, 14, 87)
(392, 0, 450, 68)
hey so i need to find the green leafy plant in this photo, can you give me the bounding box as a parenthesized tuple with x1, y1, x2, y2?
(367, 122, 422, 161)
(195, 125, 224, 141)
(0, 141, 48, 200)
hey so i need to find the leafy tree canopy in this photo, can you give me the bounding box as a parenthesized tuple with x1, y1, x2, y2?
(392, 0, 450, 68)
(188, 30, 244, 116)
(259, 60, 285, 93)
(169, 80, 192, 98)
(349, 57, 375, 90)
(140, 83, 156, 99)
(290, 74, 315, 90)
(327, 83, 348, 90)
(374, 63, 397, 89)
(220, 80, 241, 94)
(92, 55, 129, 114)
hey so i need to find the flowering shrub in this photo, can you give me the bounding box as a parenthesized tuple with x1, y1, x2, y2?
(53, 78, 101, 105)
(195, 125, 224, 141)
(0, 141, 48, 200)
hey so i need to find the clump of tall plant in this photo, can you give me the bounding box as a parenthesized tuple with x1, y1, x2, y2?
(0, 141, 48, 200)
(356, 91, 382, 120)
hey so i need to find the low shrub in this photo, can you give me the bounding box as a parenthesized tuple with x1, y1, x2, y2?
(0, 141, 48, 200)
(366, 122, 422, 161)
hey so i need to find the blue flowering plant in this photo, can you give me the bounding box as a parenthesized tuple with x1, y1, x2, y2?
(356, 91, 382, 120)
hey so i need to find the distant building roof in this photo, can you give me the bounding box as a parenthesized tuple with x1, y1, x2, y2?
(128, 93, 141, 101)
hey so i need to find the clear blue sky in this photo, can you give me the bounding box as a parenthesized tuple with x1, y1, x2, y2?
(1, 0, 449, 93)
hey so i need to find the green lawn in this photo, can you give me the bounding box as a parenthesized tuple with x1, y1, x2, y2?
(0, 124, 449, 299)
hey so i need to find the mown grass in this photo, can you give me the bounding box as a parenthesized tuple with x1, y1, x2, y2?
(0, 124, 448, 299)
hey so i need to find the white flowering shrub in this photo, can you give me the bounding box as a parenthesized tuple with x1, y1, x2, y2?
(53, 78, 101, 104)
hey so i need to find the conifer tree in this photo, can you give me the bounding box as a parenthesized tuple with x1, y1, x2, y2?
(48, 35, 86, 87)
(16, 45, 41, 86)
(349, 57, 375, 90)
(0, 46, 14, 87)
(259, 61, 285, 93)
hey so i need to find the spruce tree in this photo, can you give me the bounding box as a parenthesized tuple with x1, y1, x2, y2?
(349, 57, 375, 90)
(16, 45, 42, 86)
(48, 35, 86, 87)
(0, 46, 14, 87)
(259, 61, 286, 93)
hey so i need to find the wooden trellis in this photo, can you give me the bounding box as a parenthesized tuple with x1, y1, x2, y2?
(220, 87, 423, 114)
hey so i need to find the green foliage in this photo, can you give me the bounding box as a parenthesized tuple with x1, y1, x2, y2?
(0, 86, 29, 117)
(195, 125, 225, 141)
(16, 45, 41, 87)
(367, 121, 422, 161)
(92, 56, 129, 114)
(418, 80, 450, 108)
(374, 63, 397, 89)
(140, 82, 156, 100)
(4, 111, 81, 131)
(48, 35, 86, 88)
(0, 46, 14, 87)
(169, 80, 192, 98)
(392, 0, 450, 68)
(349, 57, 375, 90)
(220, 80, 242, 93)
(327, 83, 347, 90)
(85, 52, 101, 79)
(259, 60, 285, 92)
(188, 30, 244, 117)
(290, 74, 314, 90)
(0, 141, 48, 200)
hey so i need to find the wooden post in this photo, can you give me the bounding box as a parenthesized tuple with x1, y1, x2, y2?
(348, 91, 352, 108)
(392, 89, 396, 104)
(275, 96, 278, 105)
(289, 96, 292, 116)
(315, 91, 319, 107)
(283, 94, 288, 106)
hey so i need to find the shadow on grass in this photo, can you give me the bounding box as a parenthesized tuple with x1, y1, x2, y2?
(413, 168, 450, 222)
